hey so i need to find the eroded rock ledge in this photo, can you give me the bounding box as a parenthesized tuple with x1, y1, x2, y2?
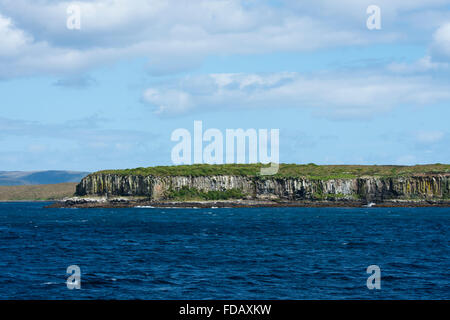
(49, 168, 450, 208)
(47, 197, 450, 208)
(76, 174, 450, 200)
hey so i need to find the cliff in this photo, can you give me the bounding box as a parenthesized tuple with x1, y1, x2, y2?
(75, 164, 450, 203)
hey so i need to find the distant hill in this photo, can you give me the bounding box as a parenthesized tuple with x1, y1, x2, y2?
(0, 183, 77, 200)
(0, 171, 90, 186)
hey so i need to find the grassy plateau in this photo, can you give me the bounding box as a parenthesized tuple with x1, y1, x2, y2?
(95, 163, 450, 180)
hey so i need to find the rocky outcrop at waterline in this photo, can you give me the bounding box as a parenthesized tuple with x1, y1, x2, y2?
(75, 172, 450, 203)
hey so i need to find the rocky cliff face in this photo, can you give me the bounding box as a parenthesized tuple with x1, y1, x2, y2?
(76, 173, 450, 202)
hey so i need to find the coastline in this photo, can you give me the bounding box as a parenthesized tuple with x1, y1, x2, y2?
(0, 200, 54, 203)
(46, 198, 450, 209)
(74, 165, 450, 210)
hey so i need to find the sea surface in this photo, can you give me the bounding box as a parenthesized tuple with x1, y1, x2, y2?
(0, 202, 449, 299)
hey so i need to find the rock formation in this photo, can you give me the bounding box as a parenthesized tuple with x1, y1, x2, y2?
(76, 173, 450, 202)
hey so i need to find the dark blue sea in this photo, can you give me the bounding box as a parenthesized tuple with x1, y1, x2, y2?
(0, 202, 449, 299)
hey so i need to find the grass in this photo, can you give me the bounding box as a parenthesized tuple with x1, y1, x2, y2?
(165, 186, 246, 201)
(94, 163, 450, 180)
(0, 183, 77, 201)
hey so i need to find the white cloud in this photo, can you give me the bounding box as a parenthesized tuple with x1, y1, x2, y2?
(387, 55, 449, 73)
(431, 22, 450, 60)
(0, 14, 32, 56)
(142, 71, 450, 117)
(385, 20, 450, 73)
(2, 0, 447, 78)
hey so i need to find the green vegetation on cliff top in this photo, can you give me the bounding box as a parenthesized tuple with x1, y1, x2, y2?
(94, 163, 450, 180)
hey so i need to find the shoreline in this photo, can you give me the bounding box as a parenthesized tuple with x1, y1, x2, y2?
(0, 200, 55, 203)
(46, 198, 450, 209)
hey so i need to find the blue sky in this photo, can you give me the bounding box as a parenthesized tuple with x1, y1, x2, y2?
(0, 0, 449, 171)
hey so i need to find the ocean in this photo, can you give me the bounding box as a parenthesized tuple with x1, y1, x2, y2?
(0, 202, 448, 299)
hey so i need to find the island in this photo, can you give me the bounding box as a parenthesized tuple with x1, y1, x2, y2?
(46, 163, 450, 208)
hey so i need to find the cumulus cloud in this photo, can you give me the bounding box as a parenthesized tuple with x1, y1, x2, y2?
(384, 19, 450, 74)
(142, 71, 450, 117)
(0, 13, 32, 57)
(1, 0, 448, 78)
(430, 22, 450, 60)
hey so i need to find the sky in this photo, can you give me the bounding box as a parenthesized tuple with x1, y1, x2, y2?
(0, 0, 449, 171)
